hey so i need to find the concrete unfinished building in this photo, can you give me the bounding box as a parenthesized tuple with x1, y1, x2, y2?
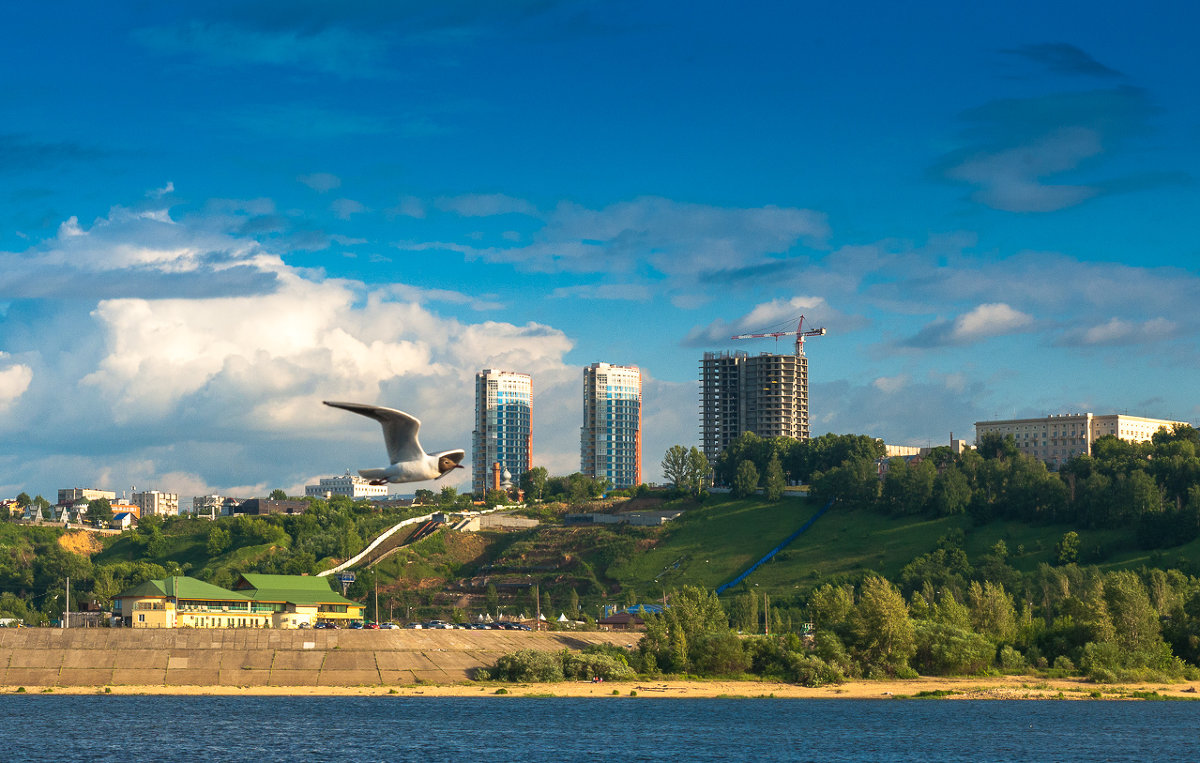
(700, 350, 810, 463)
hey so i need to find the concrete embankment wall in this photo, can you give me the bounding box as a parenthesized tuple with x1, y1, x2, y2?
(0, 629, 638, 688)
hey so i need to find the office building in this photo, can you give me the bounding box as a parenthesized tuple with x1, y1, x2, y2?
(305, 471, 388, 500)
(975, 413, 1189, 465)
(581, 362, 642, 489)
(700, 351, 811, 463)
(472, 369, 533, 495)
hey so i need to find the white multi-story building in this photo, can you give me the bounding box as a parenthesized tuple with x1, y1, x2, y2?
(131, 490, 179, 518)
(305, 471, 388, 500)
(581, 362, 642, 489)
(57, 488, 115, 505)
(975, 413, 1189, 465)
(472, 369, 533, 496)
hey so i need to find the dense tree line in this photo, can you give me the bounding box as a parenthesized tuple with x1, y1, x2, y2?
(800, 425, 1200, 552)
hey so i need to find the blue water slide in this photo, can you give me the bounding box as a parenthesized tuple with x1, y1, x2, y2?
(714, 498, 834, 595)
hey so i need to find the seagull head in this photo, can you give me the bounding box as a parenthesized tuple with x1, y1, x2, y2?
(435, 450, 466, 478)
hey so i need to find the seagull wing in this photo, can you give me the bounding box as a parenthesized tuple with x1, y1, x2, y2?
(324, 401, 424, 464)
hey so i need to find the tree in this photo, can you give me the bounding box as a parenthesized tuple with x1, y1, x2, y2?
(413, 489, 435, 504)
(662, 445, 690, 489)
(269, 489, 288, 500)
(1056, 531, 1080, 565)
(765, 455, 786, 502)
(519, 467, 548, 502)
(206, 525, 231, 557)
(86, 497, 112, 525)
(732, 460, 759, 498)
(662, 446, 708, 496)
(15, 492, 31, 508)
(484, 489, 510, 507)
(848, 576, 916, 674)
(686, 448, 709, 495)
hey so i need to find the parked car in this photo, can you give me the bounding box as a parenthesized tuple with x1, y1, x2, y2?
(314, 622, 338, 629)
(364, 622, 381, 630)
(404, 622, 423, 629)
(380, 622, 399, 630)
(349, 621, 364, 629)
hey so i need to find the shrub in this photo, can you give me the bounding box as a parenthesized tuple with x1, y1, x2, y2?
(562, 653, 636, 681)
(489, 650, 564, 682)
(999, 645, 1026, 673)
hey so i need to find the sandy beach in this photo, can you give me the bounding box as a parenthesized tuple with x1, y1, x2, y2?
(8, 675, 1199, 700)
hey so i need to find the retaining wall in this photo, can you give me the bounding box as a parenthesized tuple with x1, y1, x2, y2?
(0, 629, 637, 688)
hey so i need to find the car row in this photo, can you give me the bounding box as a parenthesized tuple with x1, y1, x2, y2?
(403, 621, 532, 631)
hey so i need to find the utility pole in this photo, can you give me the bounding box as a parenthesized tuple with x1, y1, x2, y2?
(535, 583, 541, 630)
(64, 577, 70, 629)
(373, 576, 379, 625)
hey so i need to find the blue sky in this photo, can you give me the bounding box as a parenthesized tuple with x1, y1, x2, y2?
(1, 1, 1197, 501)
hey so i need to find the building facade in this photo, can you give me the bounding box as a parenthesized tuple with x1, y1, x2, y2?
(131, 490, 179, 517)
(472, 369, 533, 495)
(700, 351, 811, 463)
(581, 362, 642, 489)
(57, 488, 115, 505)
(975, 413, 1189, 465)
(305, 471, 389, 500)
(112, 574, 363, 629)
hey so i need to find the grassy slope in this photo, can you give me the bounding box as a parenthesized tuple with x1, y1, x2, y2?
(609, 495, 1147, 598)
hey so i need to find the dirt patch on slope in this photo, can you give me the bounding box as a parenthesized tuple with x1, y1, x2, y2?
(58, 531, 104, 555)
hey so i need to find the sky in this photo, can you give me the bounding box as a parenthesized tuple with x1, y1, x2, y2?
(1, 1, 1198, 503)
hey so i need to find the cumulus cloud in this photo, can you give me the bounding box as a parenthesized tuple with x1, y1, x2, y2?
(682, 296, 842, 347)
(906, 303, 1034, 347)
(1, 196, 582, 498)
(0, 357, 32, 410)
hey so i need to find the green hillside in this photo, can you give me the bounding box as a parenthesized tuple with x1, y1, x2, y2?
(609, 494, 1155, 599)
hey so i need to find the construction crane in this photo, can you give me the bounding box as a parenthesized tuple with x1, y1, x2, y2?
(730, 315, 827, 356)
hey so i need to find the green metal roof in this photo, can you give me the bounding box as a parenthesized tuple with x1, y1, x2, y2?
(115, 576, 252, 601)
(234, 573, 360, 607)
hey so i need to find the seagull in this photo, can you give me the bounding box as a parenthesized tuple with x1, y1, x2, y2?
(323, 401, 465, 484)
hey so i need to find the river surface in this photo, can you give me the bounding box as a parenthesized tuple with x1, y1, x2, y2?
(1, 695, 1193, 761)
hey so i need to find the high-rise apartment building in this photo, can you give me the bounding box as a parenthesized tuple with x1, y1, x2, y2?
(700, 351, 810, 463)
(975, 413, 1189, 465)
(472, 369, 533, 496)
(581, 362, 642, 489)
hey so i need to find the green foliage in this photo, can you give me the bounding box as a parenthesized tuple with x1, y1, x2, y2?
(764, 456, 786, 502)
(848, 576, 916, 674)
(1057, 532, 1080, 564)
(85, 498, 112, 525)
(732, 460, 759, 499)
(519, 467, 548, 501)
(490, 650, 564, 682)
(639, 585, 742, 674)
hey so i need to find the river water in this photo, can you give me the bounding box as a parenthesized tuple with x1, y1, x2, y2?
(1, 695, 1193, 761)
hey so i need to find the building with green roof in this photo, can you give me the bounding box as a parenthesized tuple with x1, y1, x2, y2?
(113, 574, 363, 629)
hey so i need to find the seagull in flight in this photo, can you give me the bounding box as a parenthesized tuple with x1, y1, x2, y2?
(324, 401, 465, 484)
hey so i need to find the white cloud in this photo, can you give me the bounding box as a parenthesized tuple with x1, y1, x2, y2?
(682, 296, 840, 347)
(906, 303, 1034, 347)
(0, 358, 32, 409)
(1057, 316, 1179, 347)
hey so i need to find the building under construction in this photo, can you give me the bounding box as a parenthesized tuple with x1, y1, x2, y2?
(699, 317, 824, 463)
